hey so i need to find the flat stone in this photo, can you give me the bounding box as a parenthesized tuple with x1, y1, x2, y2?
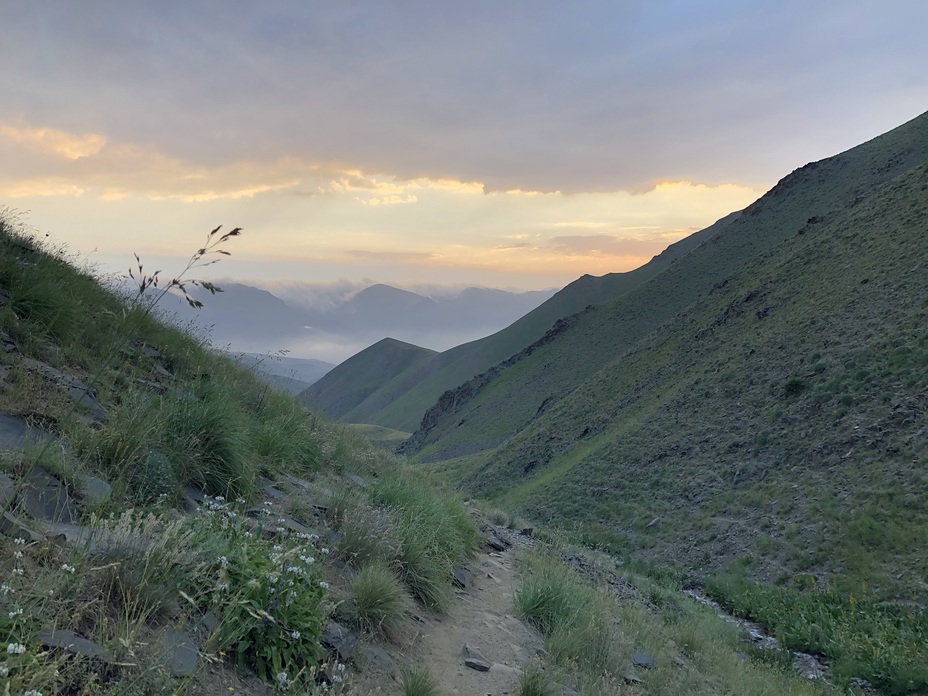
(488, 663, 522, 676)
(485, 533, 508, 552)
(39, 629, 113, 662)
(632, 651, 655, 669)
(160, 626, 198, 677)
(0, 511, 44, 542)
(0, 412, 46, 450)
(321, 621, 358, 661)
(262, 483, 289, 501)
(345, 472, 368, 489)
(20, 358, 107, 424)
(452, 566, 472, 589)
(360, 644, 397, 672)
(78, 474, 111, 506)
(463, 643, 488, 662)
(464, 657, 491, 672)
(18, 466, 79, 524)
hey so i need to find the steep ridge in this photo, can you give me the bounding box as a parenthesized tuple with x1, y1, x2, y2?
(401, 111, 928, 464)
(302, 212, 737, 431)
(474, 156, 928, 600)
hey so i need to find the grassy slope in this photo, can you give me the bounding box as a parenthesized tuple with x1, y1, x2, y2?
(0, 221, 484, 693)
(403, 110, 928, 465)
(467, 138, 928, 604)
(300, 337, 436, 420)
(308, 213, 738, 433)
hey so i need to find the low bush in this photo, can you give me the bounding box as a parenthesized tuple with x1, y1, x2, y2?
(400, 664, 440, 696)
(350, 562, 411, 637)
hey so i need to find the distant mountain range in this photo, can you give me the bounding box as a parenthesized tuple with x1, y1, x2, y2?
(164, 282, 556, 364)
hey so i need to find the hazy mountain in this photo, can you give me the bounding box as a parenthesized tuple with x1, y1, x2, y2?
(232, 353, 335, 394)
(164, 282, 556, 363)
(301, 210, 740, 432)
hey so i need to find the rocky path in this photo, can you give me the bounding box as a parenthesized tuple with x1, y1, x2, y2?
(349, 529, 544, 695)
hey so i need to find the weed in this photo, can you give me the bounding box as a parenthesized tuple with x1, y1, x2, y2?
(518, 667, 554, 696)
(349, 562, 411, 638)
(400, 664, 440, 696)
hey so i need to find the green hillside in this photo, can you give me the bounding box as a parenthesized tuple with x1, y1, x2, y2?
(302, 211, 738, 432)
(402, 110, 928, 464)
(301, 337, 436, 423)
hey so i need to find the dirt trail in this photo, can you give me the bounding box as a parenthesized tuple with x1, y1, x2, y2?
(349, 529, 544, 695)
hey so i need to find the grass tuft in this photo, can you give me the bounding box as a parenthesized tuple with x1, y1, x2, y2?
(400, 664, 440, 696)
(350, 562, 411, 637)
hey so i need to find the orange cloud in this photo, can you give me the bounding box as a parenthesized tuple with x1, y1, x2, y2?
(0, 125, 106, 159)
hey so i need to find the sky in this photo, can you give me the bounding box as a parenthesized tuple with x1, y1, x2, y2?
(1, 1, 926, 292)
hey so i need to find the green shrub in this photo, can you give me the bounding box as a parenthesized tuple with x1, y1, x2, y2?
(197, 499, 327, 686)
(518, 667, 554, 696)
(783, 377, 808, 397)
(372, 470, 481, 611)
(400, 664, 440, 696)
(161, 389, 255, 499)
(350, 562, 411, 637)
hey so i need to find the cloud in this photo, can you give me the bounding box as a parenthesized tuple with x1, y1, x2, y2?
(547, 234, 678, 258)
(3, 3, 925, 195)
(0, 125, 106, 159)
(346, 250, 438, 263)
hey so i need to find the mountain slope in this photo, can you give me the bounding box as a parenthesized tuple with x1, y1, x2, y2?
(301, 337, 437, 421)
(308, 212, 738, 431)
(401, 110, 928, 463)
(399, 111, 928, 605)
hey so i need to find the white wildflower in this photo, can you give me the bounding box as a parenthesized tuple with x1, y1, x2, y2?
(60, 563, 76, 573)
(290, 630, 300, 639)
(320, 547, 330, 555)
(14, 550, 23, 559)
(319, 581, 330, 589)
(7, 643, 26, 654)
(218, 556, 229, 568)
(0, 665, 7, 676)
(13, 537, 25, 545)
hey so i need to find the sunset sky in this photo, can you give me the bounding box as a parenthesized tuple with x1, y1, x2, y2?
(2, 1, 926, 291)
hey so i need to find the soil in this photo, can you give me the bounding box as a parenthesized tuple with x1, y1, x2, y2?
(348, 528, 545, 695)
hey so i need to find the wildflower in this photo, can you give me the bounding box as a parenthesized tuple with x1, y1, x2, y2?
(8, 608, 23, 619)
(7, 643, 26, 654)
(218, 555, 229, 568)
(60, 563, 76, 573)
(14, 551, 22, 559)
(273, 545, 282, 552)
(337, 663, 345, 672)
(332, 675, 343, 684)
(320, 547, 330, 555)
(23, 690, 42, 696)
(319, 581, 330, 589)
(275, 671, 289, 686)
(12, 568, 24, 576)
(13, 537, 25, 545)
(0, 584, 11, 596)
(290, 630, 301, 639)
(0, 665, 7, 676)
(217, 582, 230, 592)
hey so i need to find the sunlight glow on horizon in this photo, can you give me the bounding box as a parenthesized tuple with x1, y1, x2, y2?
(1, 120, 764, 289)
